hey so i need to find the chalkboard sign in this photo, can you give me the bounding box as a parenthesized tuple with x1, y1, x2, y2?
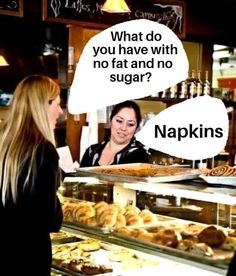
(0, 0, 23, 17)
(42, 0, 186, 38)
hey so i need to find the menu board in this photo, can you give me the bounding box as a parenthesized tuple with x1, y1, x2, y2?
(42, 0, 186, 38)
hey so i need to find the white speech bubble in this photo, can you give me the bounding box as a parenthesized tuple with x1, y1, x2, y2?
(68, 18, 189, 114)
(135, 96, 229, 160)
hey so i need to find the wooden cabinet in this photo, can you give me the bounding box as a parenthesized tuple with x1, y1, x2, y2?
(66, 25, 102, 162)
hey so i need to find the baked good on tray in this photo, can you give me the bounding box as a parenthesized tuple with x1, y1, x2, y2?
(197, 225, 227, 247)
(93, 166, 194, 177)
(206, 165, 236, 176)
(178, 240, 214, 257)
(50, 231, 69, 241)
(62, 199, 162, 229)
(65, 259, 113, 275)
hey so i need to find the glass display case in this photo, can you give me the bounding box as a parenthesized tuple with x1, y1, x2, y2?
(56, 164, 236, 275)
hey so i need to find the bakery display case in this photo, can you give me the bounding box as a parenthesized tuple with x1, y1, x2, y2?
(56, 164, 236, 275)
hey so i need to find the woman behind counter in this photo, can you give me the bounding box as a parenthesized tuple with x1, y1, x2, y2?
(80, 100, 149, 167)
(0, 75, 63, 275)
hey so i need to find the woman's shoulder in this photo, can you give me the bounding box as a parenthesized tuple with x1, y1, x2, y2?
(129, 139, 146, 150)
(37, 140, 58, 162)
(88, 141, 107, 152)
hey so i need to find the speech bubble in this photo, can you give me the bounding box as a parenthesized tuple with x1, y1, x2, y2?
(68, 18, 188, 114)
(135, 96, 229, 160)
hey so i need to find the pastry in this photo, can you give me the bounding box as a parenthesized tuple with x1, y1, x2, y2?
(97, 205, 119, 228)
(108, 249, 134, 262)
(221, 236, 236, 251)
(94, 201, 108, 211)
(207, 165, 235, 176)
(124, 205, 140, 215)
(178, 240, 214, 257)
(80, 263, 112, 275)
(62, 203, 74, 222)
(139, 209, 158, 224)
(145, 226, 165, 233)
(177, 239, 195, 251)
(110, 203, 125, 214)
(115, 227, 131, 237)
(198, 225, 226, 247)
(121, 257, 142, 270)
(125, 214, 143, 226)
(188, 243, 214, 257)
(130, 228, 147, 238)
(50, 231, 68, 241)
(152, 229, 179, 248)
(75, 203, 95, 220)
(85, 216, 98, 227)
(113, 214, 126, 230)
(137, 231, 154, 243)
(77, 239, 101, 251)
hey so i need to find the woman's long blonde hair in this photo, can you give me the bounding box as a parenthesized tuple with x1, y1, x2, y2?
(0, 75, 60, 205)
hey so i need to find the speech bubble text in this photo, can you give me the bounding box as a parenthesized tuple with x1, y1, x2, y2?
(92, 31, 178, 85)
(68, 19, 188, 114)
(135, 96, 229, 160)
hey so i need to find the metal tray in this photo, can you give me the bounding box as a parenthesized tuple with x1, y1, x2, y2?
(76, 163, 200, 184)
(200, 174, 236, 187)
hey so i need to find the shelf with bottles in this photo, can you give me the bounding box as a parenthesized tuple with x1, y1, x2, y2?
(140, 70, 212, 104)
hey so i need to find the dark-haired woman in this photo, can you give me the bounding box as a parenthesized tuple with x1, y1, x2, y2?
(80, 100, 149, 167)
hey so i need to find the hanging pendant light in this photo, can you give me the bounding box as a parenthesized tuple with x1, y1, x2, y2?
(101, 0, 131, 13)
(0, 55, 9, 66)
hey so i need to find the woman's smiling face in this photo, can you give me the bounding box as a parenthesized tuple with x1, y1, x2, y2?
(110, 107, 137, 145)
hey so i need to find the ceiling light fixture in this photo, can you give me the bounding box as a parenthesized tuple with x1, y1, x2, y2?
(0, 55, 9, 66)
(101, 0, 131, 13)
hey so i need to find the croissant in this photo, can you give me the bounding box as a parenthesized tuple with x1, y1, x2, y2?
(113, 214, 126, 230)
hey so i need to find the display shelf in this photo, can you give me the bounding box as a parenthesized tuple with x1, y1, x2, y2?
(60, 170, 236, 275)
(123, 180, 236, 205)
(139, 96, 185, 104)
(61, 224, 227, 276)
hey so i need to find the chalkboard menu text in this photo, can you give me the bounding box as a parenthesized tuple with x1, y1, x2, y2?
(42, 0, 186, 38)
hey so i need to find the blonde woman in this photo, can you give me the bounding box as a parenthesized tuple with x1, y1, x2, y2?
(0, 75, 63, 275)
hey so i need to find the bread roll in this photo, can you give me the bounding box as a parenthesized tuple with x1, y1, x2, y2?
(152, 229, 179, 248)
